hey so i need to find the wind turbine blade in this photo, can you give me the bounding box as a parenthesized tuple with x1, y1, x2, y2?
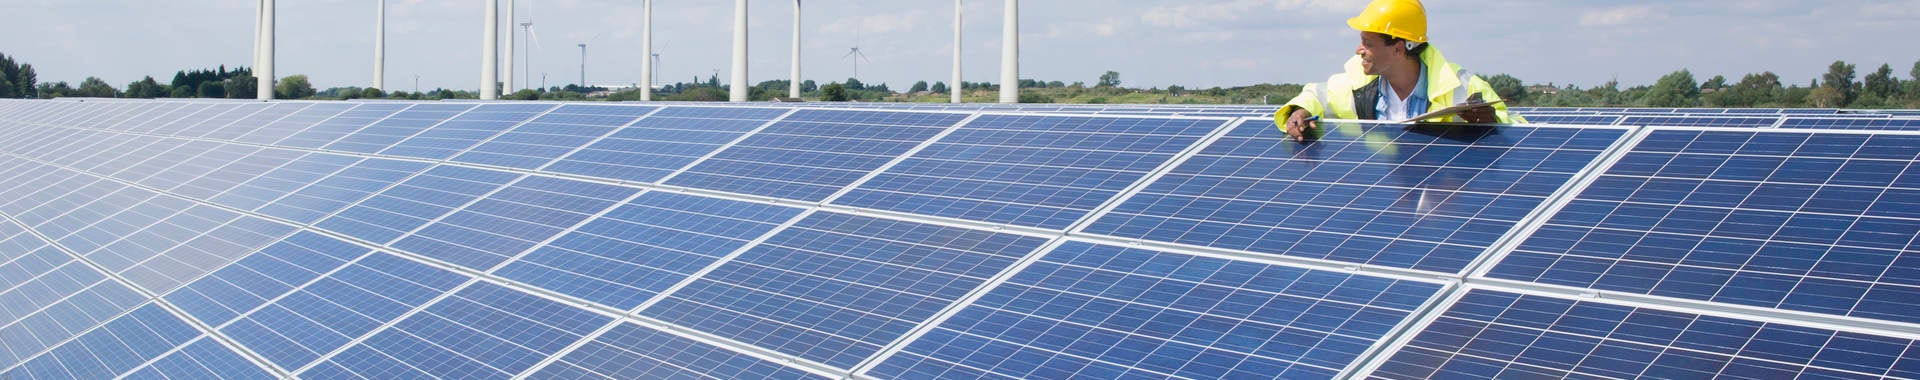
(844, 49, 857, 58)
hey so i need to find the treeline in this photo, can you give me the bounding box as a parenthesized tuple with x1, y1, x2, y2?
(1487, 59, 1920, 109)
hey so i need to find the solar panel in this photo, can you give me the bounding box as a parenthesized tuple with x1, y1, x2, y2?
(1618, 115, 1781, 128)
(640, 212, 1049, 369)
(378, 103, 554, 160)
(1085, 120, 1629, 272)
(6, 98, 1920, 379)
(532, 321, 830, 379)
(323, 103, 473, 153)
(1485, 128, 1920, 324)
(1777, 117, 1920, 130)
(834, 114, 1226, 229)
(544, 106, 786, 182)
(664, 109, 969, 201)
(495, 191, 804, 309)
(1367, 289, 1920, 379)
(453, 104, 658, 169)
(1510, 114, 1622, 126)
(868, 241, 1445, 379)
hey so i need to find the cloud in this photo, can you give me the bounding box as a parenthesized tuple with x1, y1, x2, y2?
(1182, 31, 1236, 43)
(1579, 5, 1660, 27)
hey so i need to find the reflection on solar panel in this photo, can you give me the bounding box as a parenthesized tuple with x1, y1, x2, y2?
(3, 99, 1920, 379)
(870, 241, 1443, 379)
(1512, 114, 1622, 126)
(640, 212, 1048, 368)
(1085, 121, 1629, 272)
(665, 109, 968, 201)
(1778, 117, 1920, 130)
(835, 114, 1225, 229)
(1368, 289, 1920, 379)
(1618, 115, 1781, 128)
(1487, 129, 1920, 323)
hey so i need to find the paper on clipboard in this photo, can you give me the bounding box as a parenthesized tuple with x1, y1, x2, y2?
(1398, 98, 1504, 123)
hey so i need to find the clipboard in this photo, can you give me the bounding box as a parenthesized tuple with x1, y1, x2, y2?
(1398, 94, 1503, 123)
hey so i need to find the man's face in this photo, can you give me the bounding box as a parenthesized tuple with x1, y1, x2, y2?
(1356, 32, 1402, 76)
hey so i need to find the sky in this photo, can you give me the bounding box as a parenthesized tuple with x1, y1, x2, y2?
(4, 0, 1917, 93)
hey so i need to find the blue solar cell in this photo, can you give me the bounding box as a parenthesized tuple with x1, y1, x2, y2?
(1086, 121, 1627, 272)
(665, 109, 967, 201)
(149, 103, 249, 136)
(1619, 115, 1781, 128)
(118, 215, 298, 294)
(253, 157, 430, 224)
(221, 252, 466, 371)
(390, 176, 636, 271)
(0, 280, 149, 368)
(835, 115, 1223, 229)
(209, 152, 359, 211)
(1370, 290, 1920, 379)
(3, 304, 202, 380)
(308, 282, 609, 378)
(127, 338, 277, 379)
(642, 212, 1047, 369)
(1488, 129, 1920, 324)
(379, 103, 555, 159)
(1516, 114, 1623, 126)
(164, 231, 371, 326)
(1778, 117, 1920, 130)
(533, 322, 829, 379)
(84, 204, 238, 274)
(323, 103, 474, 154)
(454, 104, 658, 169)
(171, 147, 305, 201)
(497, 191, 804, 309)
(546, 106, 787, 183)
(197, 102, 310, 141)
(234, 103, 358, 145)
(317, 165, 522, 244)
(871, 241, 1443, 379)
(274, 103, 411, 148)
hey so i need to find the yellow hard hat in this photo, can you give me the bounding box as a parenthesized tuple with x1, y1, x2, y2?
(1347, 0, 1427, 43)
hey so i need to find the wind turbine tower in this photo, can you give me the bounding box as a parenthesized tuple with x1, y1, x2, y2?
(730, 0, 749, 102)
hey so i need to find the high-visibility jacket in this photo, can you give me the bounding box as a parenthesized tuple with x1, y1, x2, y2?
(1275, 45, 1524, 125)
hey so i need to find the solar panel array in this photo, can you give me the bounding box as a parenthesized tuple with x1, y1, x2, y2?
(0, 98, 1917, 379)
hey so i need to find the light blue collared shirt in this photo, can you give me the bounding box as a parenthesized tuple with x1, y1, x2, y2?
(1374, 64, 1428, 120)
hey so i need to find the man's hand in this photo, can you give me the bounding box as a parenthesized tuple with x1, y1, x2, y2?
(1459, 104, 1497, 124)
(1285, 109, 1318, 142)
(1459, 92, 1498, 124)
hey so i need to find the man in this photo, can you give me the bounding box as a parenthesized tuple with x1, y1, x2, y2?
(1276, 0, 1524, 142)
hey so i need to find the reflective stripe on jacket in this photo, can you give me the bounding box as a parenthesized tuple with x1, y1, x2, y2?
(1274, 45, 1525, 126)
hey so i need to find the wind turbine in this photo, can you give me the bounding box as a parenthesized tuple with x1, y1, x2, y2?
(844, 27, 870, 81)
(521, 1, 541, 92)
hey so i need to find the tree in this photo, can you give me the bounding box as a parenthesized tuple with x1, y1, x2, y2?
(1701, 75, 1727, 92)
(1485, 73, 1525, 105)
(1705, 71, 1781, 107)
(800, 80, 817, 93)
(1822, 60, 1856, 106)
(1910, 59, 1920, 99)
(909, 81, 929, 93)
(362, 87, 386, 99)
(76, 77, 119, 98)
(821, 82, 849, 101)
(275, 74, 315, 99)
(930, 81, 948, 94)
(36, 81, 74, 98)
(1097, 70, 1121, 87)
(1807, 86, 1844, 107)
(844, 77, 865, 91)
(125, 76, 165, 98)
(1641, 69, 1698, 107)
(197, 82, 225, 98)
(1863, 63, 1897, 98)
(15, 64, 32, 98)
(0, 53, 17, 98)
(225, 74, 256, 98)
